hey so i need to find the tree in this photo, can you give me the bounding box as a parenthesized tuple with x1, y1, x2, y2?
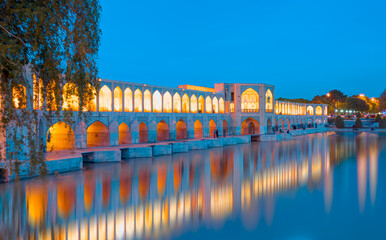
(327, 89, 347, 112)
(335, 116, 345, 128)
(354, 118, 363, 128)
(0, 0, 101, 178)
(312, 95, 329, 104)
(380, 90, 386, 111)
(346, 96, 369, 112)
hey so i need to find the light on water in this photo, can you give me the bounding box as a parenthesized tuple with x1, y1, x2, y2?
(0, 132, 385, 239)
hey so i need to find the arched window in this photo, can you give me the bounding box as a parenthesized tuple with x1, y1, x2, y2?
(134, 89, 142, 112)
(315, 106, 322, 115)
(205, 96, 212, 113)
(191, 94, 198, 113)
(241, 88, 259, 113)
(124, 87, 133, 112)
(99, 85, 112, 112)
(219, 97, 224, 114)
(144, 90, 151, 112)
(47, 80, 57, 111)
(324, 106, 328, 115)
(153, 91, 162, 113)
(173, 92, 181, 113)
(182, 94, 189, 113)
(307, 106, 314, 115)
(114, 87, 122, 112)
(84, 84, 96, 111)
(198, 95, 204, 113)
(62, 83, 79, 111)
(265, 89, 273, 112)
(33, 74, 43, 110)
(163, 91, 172, 113)
(212, 97, 219, 113)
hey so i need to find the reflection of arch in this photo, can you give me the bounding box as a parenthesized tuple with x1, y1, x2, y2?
(287, 119, 290, 130)
(157, 164, 167, 197)
(26, 184, 47, 226)
(114, 87, 123, 112)
(307, 106, 314, 115)
(194, 120, 203, 138)
(223, 120, 229, 136)
(211, 152, 234, 182)
(57, 180, 76, 219)
(213, 97, 219, 114)
(139, 122, 149, 143)
(139, 168, 150, 201)
(176, 119, 187, 140)
(191, 94, 198, 113)
(99, 85, 112, 112)
(274, 119, 278, 130)
(153, 91, 162, 113)
(62, 83, 79, 111)
(134, 89, 143, 112)
(124, 87, 133, 112)
(163, 91, 172, 113)
(198, 95, 204, 113)
(13, 84, 27, 109)
(241, 88, 259, 112)
(144, 90, 151, 112)
(209, 119, 217, 137)
(265, 89, 273, 112)
(219, 98, 225, 114)
(119, 122, 131, 145)
(241, 118, 259, 135)
(182, 94, 189, 113)
(157, 120, 170, 142)
(173, 93, 181, 113)
(87, 121, 109, 147)
(281, 119, 284, 129)
(315, 106, 322, 115)
(205, 96, 212, 113)
(267, 118, 273, 134)
(174, 162, 183, 192)
(47, 121, 75, 151)
(119, 171, 132, 204)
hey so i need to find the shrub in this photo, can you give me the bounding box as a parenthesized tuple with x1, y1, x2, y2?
(375, 114, 382, 122)
(356, 112, 362, 118)
(335, 116, 345, 128)
(327, 118, 335, 125)
(380, 119, 386, 129)
(354, 118, 363, 128)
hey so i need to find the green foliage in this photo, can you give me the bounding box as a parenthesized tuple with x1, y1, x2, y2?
(380, 90, 386, 111)
(327, 118, 335, 125)
(354, 118, 363, 128)
(375, 114, 382, 122)
(312, 95, 329, 104)
(335, 116, 345, 128)
(276, 97, 311, 103)
(347, 97, 369, 112)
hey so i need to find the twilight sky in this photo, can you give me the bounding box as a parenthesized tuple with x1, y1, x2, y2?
(98, 0, 386, 99)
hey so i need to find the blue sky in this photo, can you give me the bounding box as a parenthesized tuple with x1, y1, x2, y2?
(98, 0, 386, 99)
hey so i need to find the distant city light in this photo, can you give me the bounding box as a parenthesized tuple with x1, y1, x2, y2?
(371, 97, 375, 101)
(326, 93, 330, 97)
(359, 94, 365, 97)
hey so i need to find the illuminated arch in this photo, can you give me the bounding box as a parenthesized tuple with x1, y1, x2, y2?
(219, 97, 224, 114)
(134, 89, 142, 112)
(99, 85, 112, 112)
(62, 83, 79, 111)
(47, 121, 75, 151)
(163, 91, 172, 113)
(114, 86, 123, 112)
(315, 106, 322, 115)
(124, 87, 133, 112)
(324, 106, 328, 115)
(144, 89, 151, 112)
(33, 75, 44, 110)
(153, 91, 162, 113)
(87, 121, 109, 147)
(241, 88, 259, 112)
(194, 120, 203, 138)
(241, 118, 259, 135)
(198, 95, 204, 113)
(173, 92, 181, 113)
(176, 119, 187, 140)
(307, 106, 314, 115)
(157, 120, 170, 142)
(13, 84, 27, 109)
(182, 94, 189, 113)
(139, 122, 148, 143)
(267, 118, 273, 133)
(191, 94, 198, 113)
(212, 97, 219, 114)
(84, 84, 97, 111)
(265, 89, 273, 112)
(223, 120, 229, 136)
(119, 122, 131, 145)
(205, 96, 212, 113)
(209, 119, 217, 137)
(46, 80, 57, 111)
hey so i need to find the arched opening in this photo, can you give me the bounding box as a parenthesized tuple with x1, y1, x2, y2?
(267, 118, 273, 134)
(223, 120, 229, 136)
(287, 119, 291, 130)
(173, 92, 181, 113)
(139, 122, 149, 143)
(163, 91, 172, 113)
(219, 98, 225, 114)
(281, 119, 284, 129)
(99, 85, 112, 112)
(134, 89, 142, 112)
(194, 120, 203, 138)
(46, 80, 57, 111)
(205, 96, 212, 113)
(144, 90, 151, 112)
(198, 95, 204, 113)
(191, 94, 198, 113)
(307, 106, 314, 115)
(241, 118, 259, 135)
(209, 120, 217, 137)
(324, 106, 328, 115)
(275, 119, 278, 130)
(87, 121, 110, 147)
(265, 89, 273, 112)
(12, 84, 27, 109)
(124, 87, 133, 112)
(157, 120, 170, 142)
(47, 121, 75, 151)
(182, 94, 189, 113)
(213, 97, 219, 114)
(315, 106, 322, 115)
(153, 91, 162, 113)
(114, 87, 123, 112)
(176, 119, 187, 140)
(84, 84, 97, 111)
(241, 88, 259, 113)
(62, 83, 79, 111)
(119, 122, 131, 145)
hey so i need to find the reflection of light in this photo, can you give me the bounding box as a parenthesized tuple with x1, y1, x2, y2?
(90, 215, 97, 239)
(185, 193, 191, 221)
(108, 212, 115, 240)
(369, 139, 378, 205)
(324, 169, 333, 214)
(26, 184, 47, 226)
(357, 137, 367, 213)
(116, 210, 125, 240)
(153, 201, 161, 232)
(170, 196, 177, 225)
(210, 184, 233, 219)
(136, 205, 144, 238)
(126, 208, 135, 238)
(178, 195, 184, 223)
(145, 203, 153, 236)
(98, 214, 106, 240)
(241, 180, 251, 210)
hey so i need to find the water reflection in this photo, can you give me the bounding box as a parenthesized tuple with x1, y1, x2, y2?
(0, 132, 384, 239)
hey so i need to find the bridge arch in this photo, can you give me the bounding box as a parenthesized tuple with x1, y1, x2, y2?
(241, 117, 259, 135)
(209, 119, 217, 137)
(47, 121, 75, 151)
(191, 94, 198, 113)
(12, 84, 27, 109)
(114, 86, 122, 112)
(182, 94, 189, 113)
(173, 92, 181, 113)
(124, 87, 133, 112)
(223, 120, 229, 136)
(99, 85, 112, 112)
(134, 89, 142, 112)
(176, 119, 187, 140)
(87, 121, 109, 147)
(194, 120, 203, 138)
(198, 95, 204, 113)
(163, 91, 172, 113)
(139, 122, 149, 143)
(213, 97, 219, 114)
(157, 120, 170, 142)
(153, 90, 162, 113)
(205, 96, 212, 113)
(315, 106, 322, 115)
(119, 122, 131, 145)
(62, 83, 79, 111)
(219, 97, 225, 114)
(307, 106, 314, 115)
(144, 89, 151, 112)
(267, 118, 273, 134)
(265, 89, 273, 112)
(241, 88, 259, 113)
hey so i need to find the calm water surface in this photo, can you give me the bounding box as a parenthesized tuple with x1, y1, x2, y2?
(1, 132, 385, 240)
